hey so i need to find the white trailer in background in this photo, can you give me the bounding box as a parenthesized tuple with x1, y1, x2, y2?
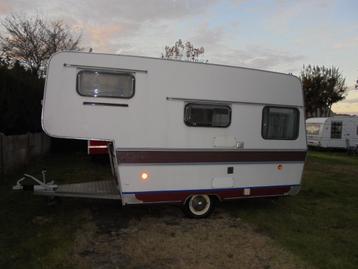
(306, 116, 358, 150)
(14, 51, 307, 217)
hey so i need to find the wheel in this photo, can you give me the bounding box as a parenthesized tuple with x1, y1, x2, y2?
(183, 194, 215, 218)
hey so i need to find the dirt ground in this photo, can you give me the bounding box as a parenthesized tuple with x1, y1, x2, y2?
(71, 201, 313, 269)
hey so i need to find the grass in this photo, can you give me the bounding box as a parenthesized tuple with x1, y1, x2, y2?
(236, 151, 358, 269)
(0, 150, 357, 268)
(0, 153, 111, 269)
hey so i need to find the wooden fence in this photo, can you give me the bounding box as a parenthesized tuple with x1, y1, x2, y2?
(0, 132, 51, 178)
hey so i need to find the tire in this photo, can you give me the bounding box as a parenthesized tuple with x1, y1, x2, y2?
(183, 194, 215, 218)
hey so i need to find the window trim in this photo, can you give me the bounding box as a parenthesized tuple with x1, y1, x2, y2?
(184, 103, 232, 128)
(261, 106, 300, 140)
(76, 70, 135, 99)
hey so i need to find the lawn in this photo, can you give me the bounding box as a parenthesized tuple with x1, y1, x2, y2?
(237, 151, 358, 269)
(0, 150, 357, 268)
(0, 153, 112, 269)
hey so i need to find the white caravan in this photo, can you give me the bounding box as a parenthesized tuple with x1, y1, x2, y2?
(306, 116, 358, 150)
(14, 51, 307, 217)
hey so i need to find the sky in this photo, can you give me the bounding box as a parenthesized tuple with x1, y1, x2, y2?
(0, 0, 357, 114)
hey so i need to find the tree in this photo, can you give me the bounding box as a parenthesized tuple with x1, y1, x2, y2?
(0, 15, 82, 77)
(300, 65, 347, 117)
(0, 59, 44, 134)
(162, 39, 205, 62)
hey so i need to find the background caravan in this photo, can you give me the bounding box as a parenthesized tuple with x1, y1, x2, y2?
(306, 116, 358, 150)
(14, 51, 307, 218)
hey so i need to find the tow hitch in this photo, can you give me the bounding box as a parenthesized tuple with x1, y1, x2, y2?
(13, 170, 120, 200)
(13, 170, 58, 192)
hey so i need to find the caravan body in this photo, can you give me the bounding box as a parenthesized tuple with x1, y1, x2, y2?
(39, 51, 306, 216)
(306, 116, 358, 149)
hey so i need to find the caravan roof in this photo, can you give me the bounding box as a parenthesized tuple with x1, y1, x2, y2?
(307, 116, 358, 124)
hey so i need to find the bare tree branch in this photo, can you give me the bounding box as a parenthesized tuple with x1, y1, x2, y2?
(0, 15, 82, 77)
(162, 39, 206, 62)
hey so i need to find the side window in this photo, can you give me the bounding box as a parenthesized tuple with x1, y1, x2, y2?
(77, 70, 135, 98)
(262, 106, 299, 140)
(356, 126, 358, 135)
(330, 121, 342, 139)
(184, 103, 231, 128)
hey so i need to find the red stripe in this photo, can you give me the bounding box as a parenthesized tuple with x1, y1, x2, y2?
(88, 141, 109, 155)
(117, 150, 306, 164)
(89, 140, 109, 146)
(89, 148, 108, 155)
(133, 186, 292, 203)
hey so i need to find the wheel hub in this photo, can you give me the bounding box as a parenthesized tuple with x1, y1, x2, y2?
(191, 196, 208, 211)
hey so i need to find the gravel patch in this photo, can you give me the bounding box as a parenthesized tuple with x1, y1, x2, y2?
(72, 202, 313, 269)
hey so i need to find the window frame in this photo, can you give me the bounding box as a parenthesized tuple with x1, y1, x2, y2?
(184, 103, 232, 128)
(261, 106, 300, 140)
(330, 121, 343, 139)
(76, 70, 135, 99)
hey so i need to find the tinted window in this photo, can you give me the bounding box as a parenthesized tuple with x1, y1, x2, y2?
(184, 103, 231, 127)
(330, 121, 342, 139)
(262, 106, 299, 140)
(77, 70, 135, 98)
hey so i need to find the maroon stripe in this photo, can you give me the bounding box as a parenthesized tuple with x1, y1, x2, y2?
(117, 150, 306, 164)
(134, 186, 292, 203)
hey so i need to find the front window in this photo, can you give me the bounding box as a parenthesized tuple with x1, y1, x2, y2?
(77, 70, 135, 98)
(330, 121, 342, 139)
(306, 123, 321, 136)
(262, 106, 299, 140)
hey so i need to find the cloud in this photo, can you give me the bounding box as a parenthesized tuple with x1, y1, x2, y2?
(207, 45, 304, 70)
(190, 23, 225, 47)
(332, 104, 358, 115)
(0, 0, 217, 23)
(165, 20, 304, 71)
(340, 98, 358, 104)
(332, 87, 358, 115)
(0, 0, 354, 85)
(84, 24, 123, 52)
(334, 37, 358, 49)
(0, 0, 222, 53)
(0, 2, 12, 15)
(268, 0, 336, 33)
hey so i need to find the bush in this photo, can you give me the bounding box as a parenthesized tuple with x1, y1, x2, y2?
(0, 60, 44, 135)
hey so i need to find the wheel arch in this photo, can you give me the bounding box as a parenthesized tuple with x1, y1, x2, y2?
(183, 193, 222, 205)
